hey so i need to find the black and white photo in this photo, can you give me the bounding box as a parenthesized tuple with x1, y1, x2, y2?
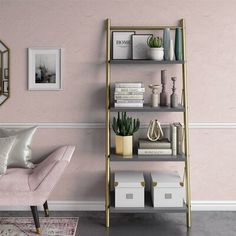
(112, 31, 135, 60)
(28, 48, 62, 90)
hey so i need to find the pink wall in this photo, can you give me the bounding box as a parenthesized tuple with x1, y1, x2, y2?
(0, 0, 236, 202)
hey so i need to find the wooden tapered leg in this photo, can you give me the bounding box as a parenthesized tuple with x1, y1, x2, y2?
(43, 201, 49, 217)
(30, 206, 41, 234)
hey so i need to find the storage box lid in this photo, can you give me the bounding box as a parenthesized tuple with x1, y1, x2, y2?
(114, 171, 144, 188)
(151, 171, 182, 188)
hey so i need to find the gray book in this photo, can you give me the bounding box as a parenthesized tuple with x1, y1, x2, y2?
(139, 138, 171, 149)
(171, 124, 177, 155)
(174, 122, 183, 155)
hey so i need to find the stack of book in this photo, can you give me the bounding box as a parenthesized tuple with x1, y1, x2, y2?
(138, 123, 183, 156)
(138, 138, 172, 155)
(114, 82, 145, 108)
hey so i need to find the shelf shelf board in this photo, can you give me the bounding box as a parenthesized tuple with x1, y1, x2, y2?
(110, 104, 185, 112)
(110, 191, 187, 213)
(110, 148, 186, 162)
(109, 59, 185, 64)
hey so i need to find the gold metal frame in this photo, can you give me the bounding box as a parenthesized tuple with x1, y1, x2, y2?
(105, 18, 191, 228)
(0, 39, 10, 105)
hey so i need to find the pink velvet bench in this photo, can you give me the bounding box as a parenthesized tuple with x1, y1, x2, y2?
(0, 145, 75, 234)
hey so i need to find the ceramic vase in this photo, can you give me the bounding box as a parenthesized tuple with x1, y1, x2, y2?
(175, 27, 183, 61)
(160, 70, 168, 106)
(169, 39, 175, 61)
(151, 93, 159, 107)
(163, 28, 170, 60)
(148, 48, 164, 61)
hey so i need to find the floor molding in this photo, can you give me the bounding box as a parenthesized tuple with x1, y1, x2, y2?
(1, 201, 236, 211)
(0, 122, 236, 129)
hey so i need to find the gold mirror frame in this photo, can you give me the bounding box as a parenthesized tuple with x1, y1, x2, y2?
(0, 40, 10, 105)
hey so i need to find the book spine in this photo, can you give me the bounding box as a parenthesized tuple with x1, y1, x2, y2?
(139, 142, 171, 149)
(176, 123, 183, 155)
(114, 95, 144, 100)
(171, 124, 177, 155)
(115, 83, 143, 88)
(115, 87, 145, 93)
(114, 103, 143, 107)
(114, 92, 144, 95)
(116, 99, 144, 103)
(138, 149, 172, 155)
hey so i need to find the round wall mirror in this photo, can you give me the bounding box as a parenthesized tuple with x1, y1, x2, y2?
(0, 40, 9, 105)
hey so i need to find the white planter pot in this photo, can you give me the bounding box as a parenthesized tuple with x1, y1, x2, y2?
(148, 47, 164, 61)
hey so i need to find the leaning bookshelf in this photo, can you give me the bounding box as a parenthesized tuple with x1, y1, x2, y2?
(105, 18, 191, 228)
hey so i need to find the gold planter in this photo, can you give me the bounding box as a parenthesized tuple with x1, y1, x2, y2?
(115, 135, 133, 157)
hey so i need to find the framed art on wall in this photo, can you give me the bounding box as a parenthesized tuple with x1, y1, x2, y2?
(132, 34, 152, 59)
(28, 48, 62, 90)
(112, 31, 135, 59)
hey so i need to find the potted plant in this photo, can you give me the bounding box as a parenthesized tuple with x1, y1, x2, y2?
(147, 36, 164, 61)
(112, 112, 140, 157)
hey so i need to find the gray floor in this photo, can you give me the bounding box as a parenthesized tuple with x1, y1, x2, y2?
(0, 211, 236, 236)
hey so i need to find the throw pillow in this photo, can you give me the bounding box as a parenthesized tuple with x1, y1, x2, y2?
(0, 136, 16, 175)
(0, 126, 37, 168)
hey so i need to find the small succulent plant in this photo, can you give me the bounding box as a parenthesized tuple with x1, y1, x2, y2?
(112, 112, 140, 136)
(147, 36, 163, 48)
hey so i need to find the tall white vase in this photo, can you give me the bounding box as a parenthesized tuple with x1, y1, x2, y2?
(169, 39, 175, 61)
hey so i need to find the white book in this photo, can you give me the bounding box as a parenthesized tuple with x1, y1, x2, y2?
(116, 99, 144, 103)
(171, 124, 177, 155)
(115, 87, 145, 93)
(115, 82, 143, 88)
(114, 92, 144, 95)
(114, 103, 143, 107)
(114, 94, 144, 100)
(138, 149, 172, 155)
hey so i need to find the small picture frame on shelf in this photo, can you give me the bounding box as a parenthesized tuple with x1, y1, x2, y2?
(4, 68, 9, 79)
(28, 48, 63, 90)
(112, 31, 135, 60)
(3, 81, 8, 94)
(132, 34, 152, 60)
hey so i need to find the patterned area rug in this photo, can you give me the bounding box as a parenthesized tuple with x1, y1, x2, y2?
(0, 217, 79, 236)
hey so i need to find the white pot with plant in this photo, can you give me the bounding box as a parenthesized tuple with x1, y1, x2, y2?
(112, 112, 140, 157)
(147, 36, 164, 61)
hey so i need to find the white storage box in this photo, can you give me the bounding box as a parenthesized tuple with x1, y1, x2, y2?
(151, 171, 184, 207)
(114, 171, 145, 208)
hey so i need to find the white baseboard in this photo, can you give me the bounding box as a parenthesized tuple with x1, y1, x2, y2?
(0, 122, 236, 129)
(191, 201, 236, 211)
(1, 201, 236, 211)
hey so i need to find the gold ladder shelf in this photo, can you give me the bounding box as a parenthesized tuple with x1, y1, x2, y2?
(105, 18, 191, 228)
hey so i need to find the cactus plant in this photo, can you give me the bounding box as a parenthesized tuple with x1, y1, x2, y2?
(112, 112, 140, 136)
(147, 36, 163, 48)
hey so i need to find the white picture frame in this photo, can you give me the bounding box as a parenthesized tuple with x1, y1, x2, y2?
(112, 31, 135, 60)
(28, 48, 62, 90)
(132, 34, 153, 60)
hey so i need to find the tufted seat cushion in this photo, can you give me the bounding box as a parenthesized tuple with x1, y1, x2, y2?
(0, 146, 75, 206)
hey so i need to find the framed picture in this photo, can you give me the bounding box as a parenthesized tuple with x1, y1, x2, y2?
(112, 31, 135, 60)
(28, 48, 62, 90)
(4, 68, 9, 79)
(3, 81, 8, 94)
(132, 34, 153, 59)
